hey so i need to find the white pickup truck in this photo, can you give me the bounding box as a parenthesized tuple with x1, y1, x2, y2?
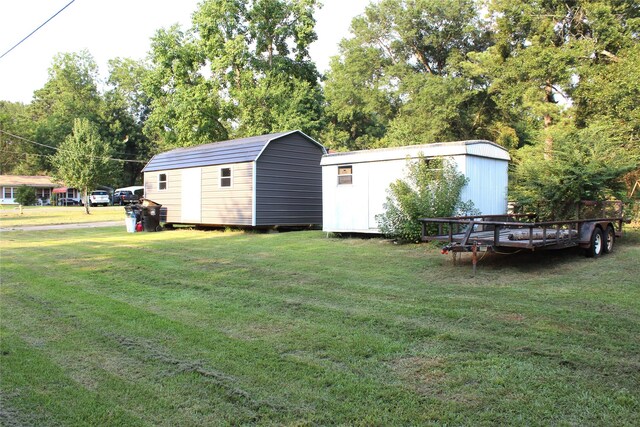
(89, 190, 110, 207)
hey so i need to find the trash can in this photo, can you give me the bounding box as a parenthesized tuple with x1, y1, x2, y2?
(140, 199, 162, 232)
(124, 205, 142, 233)
(125, 213, 136, 233)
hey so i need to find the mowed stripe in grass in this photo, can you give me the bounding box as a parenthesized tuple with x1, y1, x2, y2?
(1, 228, 639, 425)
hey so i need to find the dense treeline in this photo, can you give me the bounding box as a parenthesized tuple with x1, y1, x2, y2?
(0, 0, 638, 209)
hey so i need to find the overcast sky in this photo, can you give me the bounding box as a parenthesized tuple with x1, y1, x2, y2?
(0, 0, 370, 104)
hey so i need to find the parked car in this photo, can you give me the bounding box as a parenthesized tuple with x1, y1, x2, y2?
(113, 187, 143, 205)
(57, 197, 82, 206)
(89, 190, 110, 207)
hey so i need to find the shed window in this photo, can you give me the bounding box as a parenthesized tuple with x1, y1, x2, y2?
(158, 173, 167, 190)
(338, 165, 352, 185)
(220, 167, 232, 187)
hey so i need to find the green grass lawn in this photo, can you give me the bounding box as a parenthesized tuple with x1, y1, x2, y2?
(1, 227, 639, 425)
(0, 205, 125, 227)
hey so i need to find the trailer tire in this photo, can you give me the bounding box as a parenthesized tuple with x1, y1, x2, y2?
(585, 227, 604, 258)
(603, 225, 615, 254)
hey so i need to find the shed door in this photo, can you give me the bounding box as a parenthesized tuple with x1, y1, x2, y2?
(181, 168, 202, 223)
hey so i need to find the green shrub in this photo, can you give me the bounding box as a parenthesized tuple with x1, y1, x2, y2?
(376, 156, 474, 242)
(14, 185, 37, 206)
(511, 125, 638, 220)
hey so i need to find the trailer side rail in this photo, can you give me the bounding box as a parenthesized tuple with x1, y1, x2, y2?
(420, 215, 625, 252)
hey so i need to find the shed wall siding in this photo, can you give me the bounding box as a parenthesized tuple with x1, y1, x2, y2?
(201, 163, 253, 225)
(144, 170, 183, 223)
(459, 156, 509, 215)
(143, 163, 253, 225)
(255, 135, 324, 225)
(322, 158, 426, 233)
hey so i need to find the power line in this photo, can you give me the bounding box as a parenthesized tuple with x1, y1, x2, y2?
(0, 129, 58, 151)
(0, 0, 77, 60)
(0, 129, 146, 163)
(0, 148, 50, 158)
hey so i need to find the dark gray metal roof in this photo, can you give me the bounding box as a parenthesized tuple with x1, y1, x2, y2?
(142, 130, 325, 172)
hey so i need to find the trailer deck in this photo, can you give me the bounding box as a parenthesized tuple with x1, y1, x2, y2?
(420, 209, 625, 256)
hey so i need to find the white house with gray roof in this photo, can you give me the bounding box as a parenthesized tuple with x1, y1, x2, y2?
(142, 130, 326, 228)
(321, 140, 511, 234)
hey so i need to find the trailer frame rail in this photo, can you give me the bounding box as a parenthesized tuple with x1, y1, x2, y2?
(420, 213, 625, 253)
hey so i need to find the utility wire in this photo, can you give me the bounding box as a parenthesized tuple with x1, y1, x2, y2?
(0, 148, 50, 158)
(0, 129, 58, 151)
(0, 129, 146, 163)
(0, 0, 77, 60)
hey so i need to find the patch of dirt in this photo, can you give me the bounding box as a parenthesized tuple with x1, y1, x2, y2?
(390, 356, 481, 406)
(392, 356, 447, 387)
(220, 322, 296, 342)
(495, 313, 526, 322)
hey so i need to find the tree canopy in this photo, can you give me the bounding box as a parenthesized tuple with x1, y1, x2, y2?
(2, 0, 638, 214)
(50, 118, 114, 214)
(143, 0, 323, 151)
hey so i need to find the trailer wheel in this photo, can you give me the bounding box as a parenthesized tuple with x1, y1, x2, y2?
(585, 227, 604, 258)
(603, 225, 615, 254)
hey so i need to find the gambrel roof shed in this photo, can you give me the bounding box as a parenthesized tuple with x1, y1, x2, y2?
(142, 131, 326, 228)
(142, 131, 325, 172)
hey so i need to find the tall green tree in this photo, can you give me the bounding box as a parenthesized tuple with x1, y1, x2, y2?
(478, 0, 578, 153)
(144, 0, 323, 150)
(572, 43, 640, 193)
(323, 0, 493, 150)
(104, 58, 153, 185)
(29, 51, 104, 171)
(0, 101, 40, 175)
(196, 0, 323, 137)
(50, 118, 113, 214)
(473, 0, 640, 200)
(322, 39, 398, 151)
(144, 25, 229, 151)
(467, 0, 640, 153)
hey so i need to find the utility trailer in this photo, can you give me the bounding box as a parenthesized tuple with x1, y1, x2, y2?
(420, 202, 626, 271)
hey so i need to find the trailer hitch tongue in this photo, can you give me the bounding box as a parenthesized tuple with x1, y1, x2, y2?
(441, 244, 453, 255)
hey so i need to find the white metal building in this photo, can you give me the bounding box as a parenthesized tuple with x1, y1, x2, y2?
(321, 140, 511, 233)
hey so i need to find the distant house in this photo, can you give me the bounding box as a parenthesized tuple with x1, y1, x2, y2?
(321, 140, 511, 234)
(51, 186, 83, 205)
(0, 175, 60, 205)
(142, 130, 326, 227)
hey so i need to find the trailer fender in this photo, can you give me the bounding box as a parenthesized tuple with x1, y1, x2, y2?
(578, 221, 609, 248)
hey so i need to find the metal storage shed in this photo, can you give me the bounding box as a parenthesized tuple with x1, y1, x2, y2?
(321, 140, 511, 234)
(142, 130, 326, 227)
